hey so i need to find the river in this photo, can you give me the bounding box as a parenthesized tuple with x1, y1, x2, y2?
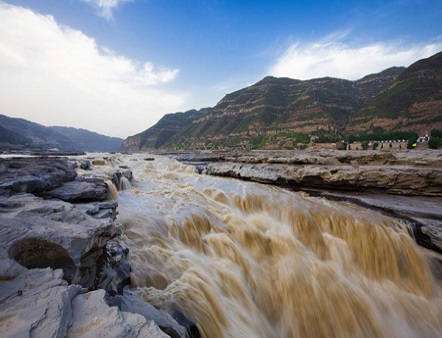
(90, 154, 442, 337)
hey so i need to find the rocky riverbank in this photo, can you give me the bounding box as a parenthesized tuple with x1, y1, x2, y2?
(174, 149, 442, 196)
(0, 157, 199, 338)
(1, 151, 441, 337)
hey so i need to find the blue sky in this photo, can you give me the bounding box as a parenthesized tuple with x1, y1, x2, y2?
(0, 0, 441, 138)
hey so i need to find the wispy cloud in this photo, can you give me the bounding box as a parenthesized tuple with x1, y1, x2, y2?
(0, 4, 184, 137)
(269, 35, 442, 80)
(81, 0, 132, 20)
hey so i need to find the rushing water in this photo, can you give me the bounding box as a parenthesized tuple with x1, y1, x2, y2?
(86, 154, 442, 337)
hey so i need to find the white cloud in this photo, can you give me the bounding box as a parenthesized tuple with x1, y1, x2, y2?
(269, 37, 442, 81)
(0, 4, 185, 138)
(81, 0, 132, 20)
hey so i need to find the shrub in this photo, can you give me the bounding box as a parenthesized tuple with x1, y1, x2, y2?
(347, 130, 418, 143)
(431, 129, 442, 138)
(407, 134, 418, 149)
(428, 137, 442, 149)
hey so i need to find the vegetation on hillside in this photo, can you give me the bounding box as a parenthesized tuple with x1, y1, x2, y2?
(429, 129, 442, 149)
(313, 129, 343, 143)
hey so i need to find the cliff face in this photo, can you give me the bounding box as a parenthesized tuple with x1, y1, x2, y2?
(347, 52, 442, 135)
(121, 108, 209, 151)
(122, 52, 442, 151)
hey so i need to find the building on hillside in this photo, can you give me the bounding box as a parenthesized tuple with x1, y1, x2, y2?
(417, 133, 430, 143)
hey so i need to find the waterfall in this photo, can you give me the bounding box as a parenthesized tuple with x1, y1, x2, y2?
(119, 176, 131, 190)
(92, 159, 106, 166)
(99, 154, 442, 337)
(105, 179, 118, 200)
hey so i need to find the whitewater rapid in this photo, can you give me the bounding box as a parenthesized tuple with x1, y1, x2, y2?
(88, 154, 442, 337)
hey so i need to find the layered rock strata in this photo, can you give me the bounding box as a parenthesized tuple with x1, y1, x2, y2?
(175, 149, 442, 196)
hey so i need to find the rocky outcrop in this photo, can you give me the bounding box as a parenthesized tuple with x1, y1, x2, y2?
(48, 178, 108, 202)
(0, 157, 77, 195)
(112, 168, 133, 191)
(0, 157, 113, 202)
(204, 162, 442, 196)
(0, 268, 168, 338)
(176, 149, 442, 197)
(68, 290, 169, 338)
(0, 191, 149, 337)
(0, 156, 201, 337)
(0, 193, 119, 286)
(109, 291, 201, 338)
(175, 148, 442, 167)
(122, 134, 143, 152)
(0, 268, 81, 338)
(95, 240, 131, 295)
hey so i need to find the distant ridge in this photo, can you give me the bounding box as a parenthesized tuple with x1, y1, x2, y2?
(0, 125, 31, 148)
(0, 114, 123, 152)
(122, 52, 441, 151)
(347, 52, 442, 134)
(0, 114, 76, 151)
(50, 126, 123, 152)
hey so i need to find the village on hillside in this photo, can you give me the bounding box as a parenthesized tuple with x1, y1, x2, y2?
(312, 133, 432, 151)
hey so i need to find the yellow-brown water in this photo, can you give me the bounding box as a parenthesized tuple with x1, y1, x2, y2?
(96, 155, 442, 337)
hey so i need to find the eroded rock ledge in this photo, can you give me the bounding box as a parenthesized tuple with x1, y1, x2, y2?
(174, 149, 442, 196)
(0, 157, 199, 338)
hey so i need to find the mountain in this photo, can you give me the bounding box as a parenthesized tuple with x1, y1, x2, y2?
(49, 126, 123, 152)
(0, 114, 123, 152)
(0, 125, 31, 149)
(122, 108, 209, 151)
(347, 52, 442, 135)
(122, 63, 412, 151)
(0, 114, 77, 151)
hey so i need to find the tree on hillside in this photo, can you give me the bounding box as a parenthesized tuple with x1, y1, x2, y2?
(431, 129, 442, 138)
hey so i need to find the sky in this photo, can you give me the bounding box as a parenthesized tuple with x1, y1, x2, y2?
(0, 0, 441, 138)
